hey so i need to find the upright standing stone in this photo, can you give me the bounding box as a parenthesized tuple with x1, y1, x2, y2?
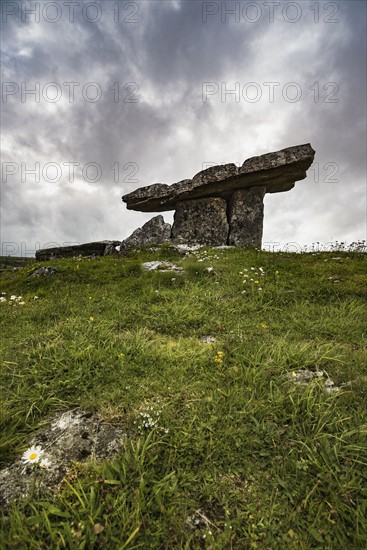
(228, 187, 266, 248)
(171, 198, 229, 246)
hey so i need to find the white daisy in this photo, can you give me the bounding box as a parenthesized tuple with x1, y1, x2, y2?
(21, 445, 44, 465)
(40, 457, 52, 469)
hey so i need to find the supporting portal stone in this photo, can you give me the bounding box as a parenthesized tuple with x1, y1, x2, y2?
(228, 186, 266, 248)
(171, 197, 229, 246)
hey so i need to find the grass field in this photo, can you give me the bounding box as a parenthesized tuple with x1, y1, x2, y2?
(0, 246, 366, 549)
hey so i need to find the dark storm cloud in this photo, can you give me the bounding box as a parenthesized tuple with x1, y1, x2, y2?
(0, 0, 366, 254)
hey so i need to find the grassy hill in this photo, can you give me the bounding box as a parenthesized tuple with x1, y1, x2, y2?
(0, 246, 366, 548)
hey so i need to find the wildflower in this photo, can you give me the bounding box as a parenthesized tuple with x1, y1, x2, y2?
(259, 323, 268, 329)
(22, 445, 44, 465)
(16, 296, 23, 301)
(40, 457, 52, 469)
(254, 280, 259, 284)
(89, 316, 94, 321)
(258, 287, 263, 291)
(10, 295, 17, 300)
(214, 351, 224, 364)
(118, 353, 125, 359)
(171, 277, 176, 282)
(0, 297, 6, 303)
(34, 296, 39, 300)
(18, 301, 25, 305)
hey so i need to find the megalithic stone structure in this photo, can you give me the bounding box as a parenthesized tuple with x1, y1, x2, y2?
(122, 144, 315, 248)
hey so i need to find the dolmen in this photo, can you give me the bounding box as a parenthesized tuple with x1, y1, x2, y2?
(35, 144, 315, 261)
(122, 143, 315, 249)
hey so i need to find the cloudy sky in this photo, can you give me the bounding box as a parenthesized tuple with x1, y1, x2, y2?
(1, 0, 366, 256)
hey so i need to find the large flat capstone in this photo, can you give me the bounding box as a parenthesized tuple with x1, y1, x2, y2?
(122, 144, 315, 212)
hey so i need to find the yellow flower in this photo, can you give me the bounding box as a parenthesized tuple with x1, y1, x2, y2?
(89, 316, 94, 321)
(214, 351, 224, 364)
(259, 323, 268, 329)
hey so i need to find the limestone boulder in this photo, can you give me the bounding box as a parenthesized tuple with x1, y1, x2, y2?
(36, 241, 120, 261)
(120, 215, 171, 250)
(30, 266, 58, 278)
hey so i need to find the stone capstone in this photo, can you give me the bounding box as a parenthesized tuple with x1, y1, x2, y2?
(35, 241, 120, 261)
(171, 198, 229, 246)
(122, 144, 315, 213)
(228, 187, 266, 248)
(121, 215, 171, 250)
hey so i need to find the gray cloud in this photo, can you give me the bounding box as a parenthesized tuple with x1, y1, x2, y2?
(1, 0, 366, 255)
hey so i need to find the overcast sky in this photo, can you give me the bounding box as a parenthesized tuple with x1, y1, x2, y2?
(1, 0, 366, 256)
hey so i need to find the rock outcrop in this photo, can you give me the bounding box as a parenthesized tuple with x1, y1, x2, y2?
(36, 241, 120, 261)
(121, 215, 171, 249)
(122, 144, 315, 248)
(0, 409, 125, 508)
(30, 266, 58, 278)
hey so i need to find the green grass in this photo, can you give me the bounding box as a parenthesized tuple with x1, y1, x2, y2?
(0, 246, 366, 548)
